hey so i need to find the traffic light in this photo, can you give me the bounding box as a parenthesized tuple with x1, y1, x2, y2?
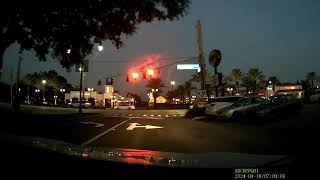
(126, 74, 129, 82)
(155, 67, 160, 74)
(146, 69, 155, 77)
(132, 72, 139, 80)
(111, 78, 114, 85)
(143, 71, 146, 79)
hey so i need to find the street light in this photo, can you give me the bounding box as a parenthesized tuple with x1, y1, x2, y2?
(98, 45, 103, 52)
(42, 80, 46, 102)
(170, 80, 175, 92)
(54, 95, 58, 105)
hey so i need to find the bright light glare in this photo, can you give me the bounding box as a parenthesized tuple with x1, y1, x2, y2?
(42, 80, 46, 84)
(171, 81, 175, 85)
(67, 49, 71, 54)
(132, 72, 139, 79)
(98, 45, 103, 52)
(147, 69, 155, 76)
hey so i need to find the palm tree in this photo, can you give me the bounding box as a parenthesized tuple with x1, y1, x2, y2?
(227, 69, 243, 93)
(184, 81, 196, 103)
(246, 68, 265, 95)
(306, 72, 317, 89)
(241, 75, 251, 95)
(191, 70, 213, 83)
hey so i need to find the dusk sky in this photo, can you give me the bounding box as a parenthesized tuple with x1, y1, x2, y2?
(1, 0, 320, 98)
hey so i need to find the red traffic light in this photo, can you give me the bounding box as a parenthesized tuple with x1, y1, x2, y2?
(132, 72, 139, 79)
(146, 69, 155, 76)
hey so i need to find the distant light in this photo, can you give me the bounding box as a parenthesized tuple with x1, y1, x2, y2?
(67, 49, 71, 54)
(98, 45, 103, 52)
(42, 80, 46, 84)
(171, 80, 175, 86)
(18, 88, 21, 91)
(317, 86, 319, 89)
(79, 67, 83, 72)
(269, 81, 272, 84)
(290, 86, 295, 89)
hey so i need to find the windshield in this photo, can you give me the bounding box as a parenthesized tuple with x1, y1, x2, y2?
(1, 0, 319, 176)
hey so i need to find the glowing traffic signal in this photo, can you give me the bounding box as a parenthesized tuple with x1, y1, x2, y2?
(132, 72, 139, 79)
(146, 69, 155, 76)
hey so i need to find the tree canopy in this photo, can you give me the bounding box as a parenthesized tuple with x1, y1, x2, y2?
(0, 0, 190, 73)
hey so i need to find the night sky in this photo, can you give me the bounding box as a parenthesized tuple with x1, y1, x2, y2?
(1, 0, 320, 99)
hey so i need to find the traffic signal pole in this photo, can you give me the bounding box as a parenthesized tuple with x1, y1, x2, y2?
(196, 20, 206, 93)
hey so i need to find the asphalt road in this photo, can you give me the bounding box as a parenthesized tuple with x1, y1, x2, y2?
(1, 103, 320, 156)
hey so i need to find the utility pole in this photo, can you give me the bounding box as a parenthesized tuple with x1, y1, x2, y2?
(13, 51, 22, 111)
(79, 49, 84, 113)
(10, 69, 13, 105)
(195, 20, 206, 92)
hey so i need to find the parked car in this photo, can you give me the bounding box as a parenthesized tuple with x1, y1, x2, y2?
(205, 96, 244, 116)
(68, 101, 91, 108)
(257, 94, 302, 118)
(215, 97, 267, 120)
(310, 89, 320, 103)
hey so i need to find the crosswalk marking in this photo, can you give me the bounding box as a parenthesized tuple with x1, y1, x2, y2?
(103, 113, 184, 118)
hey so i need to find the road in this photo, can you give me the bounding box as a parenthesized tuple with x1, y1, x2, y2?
(0, 103, 320, 156)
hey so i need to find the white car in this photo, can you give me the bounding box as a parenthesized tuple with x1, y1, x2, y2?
(114, 104, 135, 110)
(215, 97, 266, 120)
(205, 96, 244, 116)
(310, 89, 320, 103)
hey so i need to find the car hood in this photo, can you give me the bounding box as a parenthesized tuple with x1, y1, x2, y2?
(0, 133, 290, 168)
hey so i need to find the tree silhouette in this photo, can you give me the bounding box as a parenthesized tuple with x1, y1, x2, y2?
(245, 68, 265, 95)
(0, 0, 190, 74)
(306, 72, 317, 89)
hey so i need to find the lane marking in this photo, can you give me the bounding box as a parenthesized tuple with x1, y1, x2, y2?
(126, 123, 163, 130)
(129, 117, 163, 120)
(81, 119, 129, 147)
(80, 121, 104, 127)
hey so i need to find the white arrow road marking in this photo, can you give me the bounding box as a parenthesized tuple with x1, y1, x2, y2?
(126, 123, 164, 131)
(81, 120, 129, 147)
(80, 121, 104, 127)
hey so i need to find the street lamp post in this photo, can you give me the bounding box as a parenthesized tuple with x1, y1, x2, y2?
(42, 80, 46, 102)
(60, 89, 65, 104)
(170, 81, 175, 104)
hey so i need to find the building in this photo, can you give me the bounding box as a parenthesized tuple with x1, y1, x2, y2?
(266, 84, 303, 98)
(64, 83, 129, 108)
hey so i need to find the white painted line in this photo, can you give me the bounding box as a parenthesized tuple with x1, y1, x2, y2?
(80, 122, 104, 127)
(81, 120, 129, 147)
(130, 117, 162, 119)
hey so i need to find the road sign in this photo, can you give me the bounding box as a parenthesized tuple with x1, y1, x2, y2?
(177, 64, 200, 72)
(126, 123, 163, 131)
(80, 121, 104, 127)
